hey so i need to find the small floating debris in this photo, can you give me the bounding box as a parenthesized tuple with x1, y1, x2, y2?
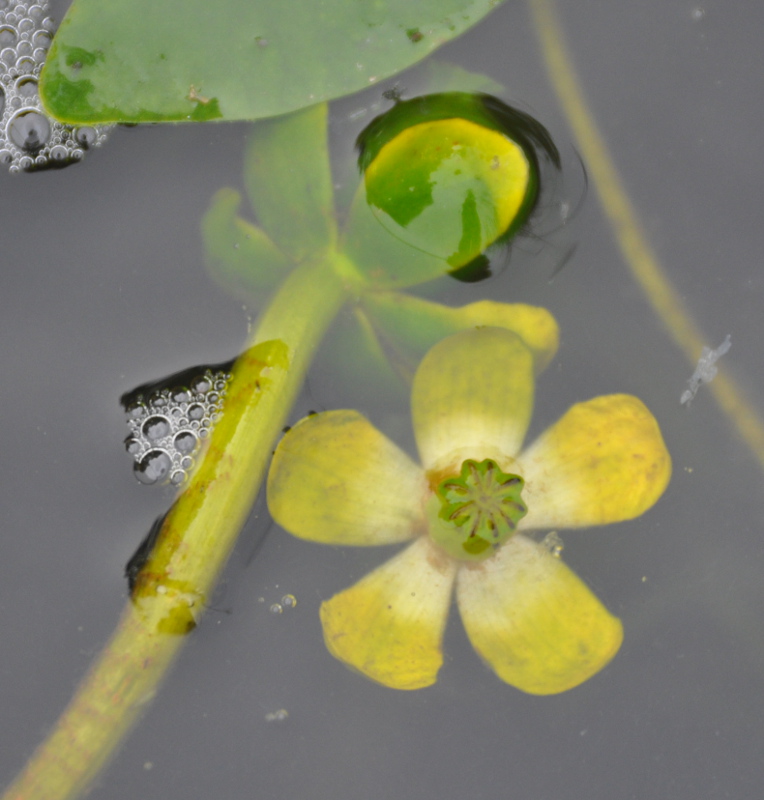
(122, 360, 233, 486)
(264, 709, 289, 723)
(0, 0, 111, 172)
(541, 530, 564, 558)
(680, 334, 731, 405)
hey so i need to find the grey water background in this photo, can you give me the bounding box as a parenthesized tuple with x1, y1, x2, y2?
(2, 0, 763, 797)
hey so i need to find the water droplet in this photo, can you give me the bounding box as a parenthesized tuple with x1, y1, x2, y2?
(191, 376, 212, 394)
(125, 438, 142, 456)
(75, 126, 97, 148)
(281, 594, 297, 608)
(174, 430, 198, 454)
(8, 108, 50, 150)
(0, 26, 17, 46)
(31, 29, 49, 49)
(126, 403, 147, 420)
(15, 76, 36, 97)
(49, 143, 67, 162)
(187, 403, 204, 421)
(170, 469, 187, 486)
(134, 450, 172, 485)
(142, 415, 170, 442)
(269, 603, 283, 615)
(15, 56, 34, 74)
(264, 709, 288, 722)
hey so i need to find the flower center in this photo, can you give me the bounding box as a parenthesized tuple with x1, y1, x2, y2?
(428, 458, 527, 562)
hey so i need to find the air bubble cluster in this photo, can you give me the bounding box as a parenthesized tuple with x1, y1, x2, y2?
(0, 0, 110, 172)
(124, 369, 231, 487)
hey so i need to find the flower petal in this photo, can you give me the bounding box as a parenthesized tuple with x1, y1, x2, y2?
(412, 327, 535, 473)
(267, 410, 426, 545)
(516, 394, 671, 530)
(457, 534, 623, 694)
(362, 292, 560, 379)
(320, 537, 457, 690)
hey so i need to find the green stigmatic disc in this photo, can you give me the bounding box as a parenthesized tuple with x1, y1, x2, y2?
(429, 458, 527, 562)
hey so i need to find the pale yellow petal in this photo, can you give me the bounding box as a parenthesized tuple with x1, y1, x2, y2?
(457, 534, 623, 694)
(517, 394, 671, 530)
(320, 537, 457, 690)
(361, 292, 560, 377)
(267, 410, 426, 545)
(412, 327, 534, 473)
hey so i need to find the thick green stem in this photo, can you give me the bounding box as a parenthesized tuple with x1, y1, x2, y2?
(2, 257, 349, 800)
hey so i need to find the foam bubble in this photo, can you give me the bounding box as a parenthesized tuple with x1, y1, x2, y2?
(8, 108, 49, 149)
(0, 0, 111, 172)
(123, 366, 231, 487)
(134, 450, 173, 485)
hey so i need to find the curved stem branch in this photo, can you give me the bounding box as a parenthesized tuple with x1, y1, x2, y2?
(528, 0, 764, 471)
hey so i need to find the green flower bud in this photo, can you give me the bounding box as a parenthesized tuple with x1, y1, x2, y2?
(341, 93, 559, 289)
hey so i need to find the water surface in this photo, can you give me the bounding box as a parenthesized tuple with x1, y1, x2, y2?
(1, 1, 763, 797)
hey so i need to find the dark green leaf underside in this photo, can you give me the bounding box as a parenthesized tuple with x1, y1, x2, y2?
(40, 0, 507, 124)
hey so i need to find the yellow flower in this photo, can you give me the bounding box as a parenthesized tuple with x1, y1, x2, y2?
(267, 327, 671, 693)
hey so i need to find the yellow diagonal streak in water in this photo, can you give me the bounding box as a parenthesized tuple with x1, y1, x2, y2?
(529, 0, 764, 472)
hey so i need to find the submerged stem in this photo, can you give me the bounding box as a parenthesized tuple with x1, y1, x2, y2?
(2, 258, 348, 800)
(528, 0, 764, 473)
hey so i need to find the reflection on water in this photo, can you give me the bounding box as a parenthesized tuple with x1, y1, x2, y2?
(2, 0, 764, 798)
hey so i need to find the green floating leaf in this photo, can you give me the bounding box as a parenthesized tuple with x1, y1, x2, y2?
(40, 0, 507, 124)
